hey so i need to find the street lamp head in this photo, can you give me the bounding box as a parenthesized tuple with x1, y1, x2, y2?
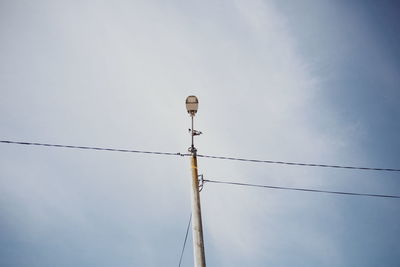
(186, 95, 199, 116)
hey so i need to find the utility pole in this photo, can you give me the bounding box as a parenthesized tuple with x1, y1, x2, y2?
(185, 96, 206, 267)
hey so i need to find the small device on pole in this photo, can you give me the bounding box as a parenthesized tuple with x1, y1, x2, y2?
(185, 95, 206, 267)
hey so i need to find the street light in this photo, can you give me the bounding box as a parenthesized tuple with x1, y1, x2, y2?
(186, 95, 199, 116)
(186, 95, 201, 151)
(185, 95, 206, 267)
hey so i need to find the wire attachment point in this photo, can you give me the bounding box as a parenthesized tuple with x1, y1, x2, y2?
(198, 174, 204, 192)
(188, 146, 197, 153)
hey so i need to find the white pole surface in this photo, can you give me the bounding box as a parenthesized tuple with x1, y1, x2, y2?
(190, 153, 206, 267)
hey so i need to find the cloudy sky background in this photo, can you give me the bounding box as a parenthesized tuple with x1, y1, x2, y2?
(1, 0, 399, 266)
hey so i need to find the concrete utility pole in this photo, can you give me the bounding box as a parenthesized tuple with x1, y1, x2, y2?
(185, 96, 206, 267)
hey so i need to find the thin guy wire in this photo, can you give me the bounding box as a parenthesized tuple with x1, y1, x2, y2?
(204, 179, 400, 199)
(197, 154, 400, 172)
(0, 140, 189, 157)
(178, 214, 192, 267)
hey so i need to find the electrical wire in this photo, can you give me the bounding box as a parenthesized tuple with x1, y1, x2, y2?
(178, 214, 192, 267)
(2, 140, 400, 172)
(197, 154, 400, 172)
(204, 179, 400, 199)
(0, 140, 188, 157)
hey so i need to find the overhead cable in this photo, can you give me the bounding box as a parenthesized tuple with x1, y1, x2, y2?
(204, 179, 400, 199)
(2, 140, 399, 172)
(197, 154, 400, 172)
(0, 140, 187, 157)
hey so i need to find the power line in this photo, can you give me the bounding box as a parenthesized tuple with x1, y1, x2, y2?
(2, 140, 400, 172)
(204, 179, 400, 199)
(197, 154, 400, 172)
(178, 214, 192, 267)
(0, 140, 187, 157)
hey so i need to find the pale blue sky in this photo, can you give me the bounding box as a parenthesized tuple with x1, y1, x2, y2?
(1, 1, 399, 266)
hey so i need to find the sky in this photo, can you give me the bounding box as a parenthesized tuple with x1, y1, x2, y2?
(1, 0, 399, 266)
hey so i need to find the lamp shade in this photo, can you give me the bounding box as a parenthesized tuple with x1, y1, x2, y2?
(186, 95, 199, 115)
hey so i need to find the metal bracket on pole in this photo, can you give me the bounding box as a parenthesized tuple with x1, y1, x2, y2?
(189, 129, 203, 136)
(198, 174, 204, 192)
(188, 146, 197, 153)
(188, 114, 202, 154)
